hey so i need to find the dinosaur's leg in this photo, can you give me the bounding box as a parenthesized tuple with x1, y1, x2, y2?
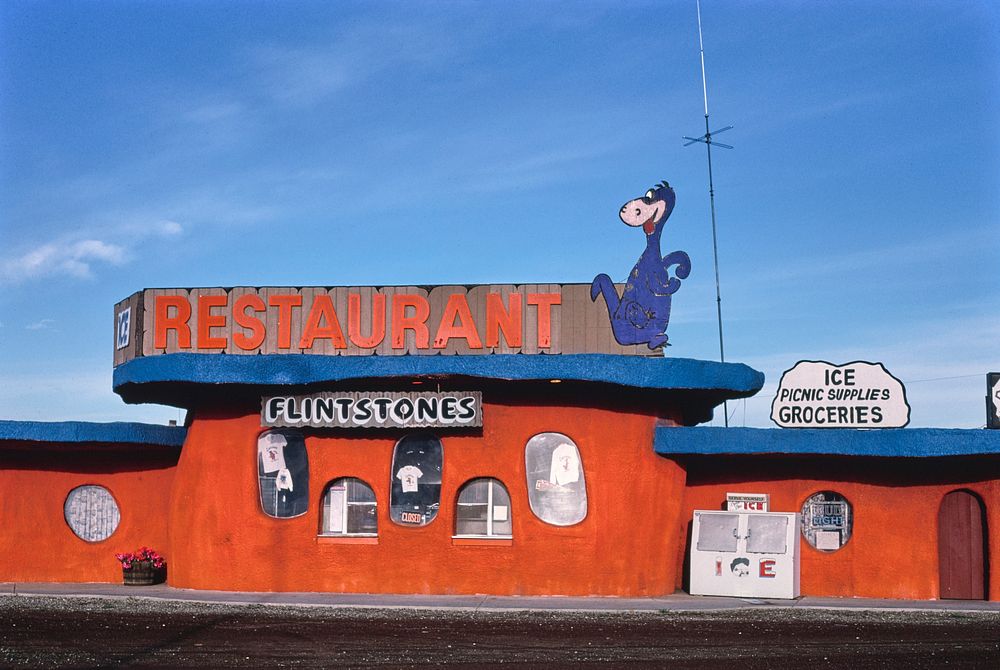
(590, 274, 620, 317)
(647, 332, 669, 349)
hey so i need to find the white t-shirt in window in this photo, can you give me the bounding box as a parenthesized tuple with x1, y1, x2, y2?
(397, 465, 424, 493)
(260, 434, 287, 474)
(275, 467, 294, 491)
(549, 443, 580, 486)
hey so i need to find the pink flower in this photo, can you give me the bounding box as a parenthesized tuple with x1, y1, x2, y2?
(114, 546, 166, 569)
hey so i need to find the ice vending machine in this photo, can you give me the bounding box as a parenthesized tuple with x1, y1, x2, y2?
(689, 510, 800, 599)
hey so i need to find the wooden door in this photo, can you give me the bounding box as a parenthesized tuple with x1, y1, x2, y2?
(938, 490, 987, 600)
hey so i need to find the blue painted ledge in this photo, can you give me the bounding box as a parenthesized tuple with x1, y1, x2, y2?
(655, 427, 1000, 458)
(114, 353, 764, 397)
(0, 420, 187, 447)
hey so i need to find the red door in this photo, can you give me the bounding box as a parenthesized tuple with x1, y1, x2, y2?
(937, 490, 987, 600)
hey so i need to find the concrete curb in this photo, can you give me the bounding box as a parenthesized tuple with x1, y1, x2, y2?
(3, 583, 998, 614)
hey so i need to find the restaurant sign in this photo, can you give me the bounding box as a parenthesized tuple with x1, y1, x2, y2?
(113, 283, 656, 366)
(771, 360, 910, 428)
(262, 391, 482, 429)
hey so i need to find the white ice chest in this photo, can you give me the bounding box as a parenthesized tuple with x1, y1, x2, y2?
(689, 510, 800, 599)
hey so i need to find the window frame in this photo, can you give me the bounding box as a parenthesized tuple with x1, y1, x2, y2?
(453, 478, 513, 540)
(257, 428, 310, 520)
(389, 433, 443, 528)
(800, 490, 853, 552)
(524, 432, 588, 527)
(319, 477, 378, 538)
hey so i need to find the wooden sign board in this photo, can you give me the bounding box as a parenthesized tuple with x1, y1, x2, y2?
(113, 284, 658, 365)
(261, 391, 482, 429)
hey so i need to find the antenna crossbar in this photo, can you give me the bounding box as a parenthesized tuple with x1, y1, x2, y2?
(683, 135, 734, 150)
(683, 125, 734, 148)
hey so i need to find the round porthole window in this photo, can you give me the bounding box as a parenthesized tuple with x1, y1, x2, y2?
(64, 485, 121, 542)
(800, 491, 852, 552)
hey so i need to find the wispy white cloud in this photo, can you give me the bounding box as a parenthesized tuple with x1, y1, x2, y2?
(0, 239, 126, 283)
(25, 319, 57, 331)
(783, 89, 901, 124)
(746, 224, 997, 287)
(181, 101, 244, 124)
(120, 219, 184, 237)
(0, 368, 180, 423)
(0, 217, 185, 286)
(457, 142, 625, 195)
(255, 45, 354, 106)
(252, 20, 458, 107)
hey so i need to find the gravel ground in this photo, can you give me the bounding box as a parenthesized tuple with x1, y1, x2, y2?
(1, 595, 999, 668)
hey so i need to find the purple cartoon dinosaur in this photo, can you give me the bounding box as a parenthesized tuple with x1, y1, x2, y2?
(591, 181, 691, 349)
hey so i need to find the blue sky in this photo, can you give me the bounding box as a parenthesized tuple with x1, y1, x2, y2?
(1, 0, 997, 428)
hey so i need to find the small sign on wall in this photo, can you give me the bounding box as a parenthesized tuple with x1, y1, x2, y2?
(988, 373, 1000, 430)
(262, 391, 482, 429)
(726, 492, 769, 512)
(771, 360, 910, 428)
(115, 307, 131, 350)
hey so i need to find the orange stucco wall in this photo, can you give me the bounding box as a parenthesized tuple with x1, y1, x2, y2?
(675, 456, 999, 601)
(167, 400, 686, 596)
(4, 425, 996, 601)
(0, 444, 178, 583)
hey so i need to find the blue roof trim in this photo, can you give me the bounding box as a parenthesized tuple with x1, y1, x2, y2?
(0, 420, 187, 447)
(655, 427, 1000, 458)
(113, 353, 764, 395)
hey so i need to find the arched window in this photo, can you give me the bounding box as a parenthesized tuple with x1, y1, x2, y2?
(257, 429, 309, 519)
(455, 478, 512, 538)
(390, 434, 443, 527)
(320, 478, 378, 536)
(524, 432, 587, 526)
(64, 485, 120, 542)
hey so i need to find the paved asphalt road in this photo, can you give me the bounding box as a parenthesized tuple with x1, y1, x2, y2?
(2, 595, 999, 668)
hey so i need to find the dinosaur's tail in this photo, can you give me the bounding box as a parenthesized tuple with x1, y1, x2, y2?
(590, 273, 620, 317)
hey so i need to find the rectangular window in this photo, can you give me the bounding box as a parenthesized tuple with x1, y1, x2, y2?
(455, 478, 512, 538)
(321, 478, 377, 536)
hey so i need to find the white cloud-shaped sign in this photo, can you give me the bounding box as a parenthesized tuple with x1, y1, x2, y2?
(771, 360, 910, 429)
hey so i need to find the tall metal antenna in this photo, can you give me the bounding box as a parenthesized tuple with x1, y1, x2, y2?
(684, 0, 732, 426)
